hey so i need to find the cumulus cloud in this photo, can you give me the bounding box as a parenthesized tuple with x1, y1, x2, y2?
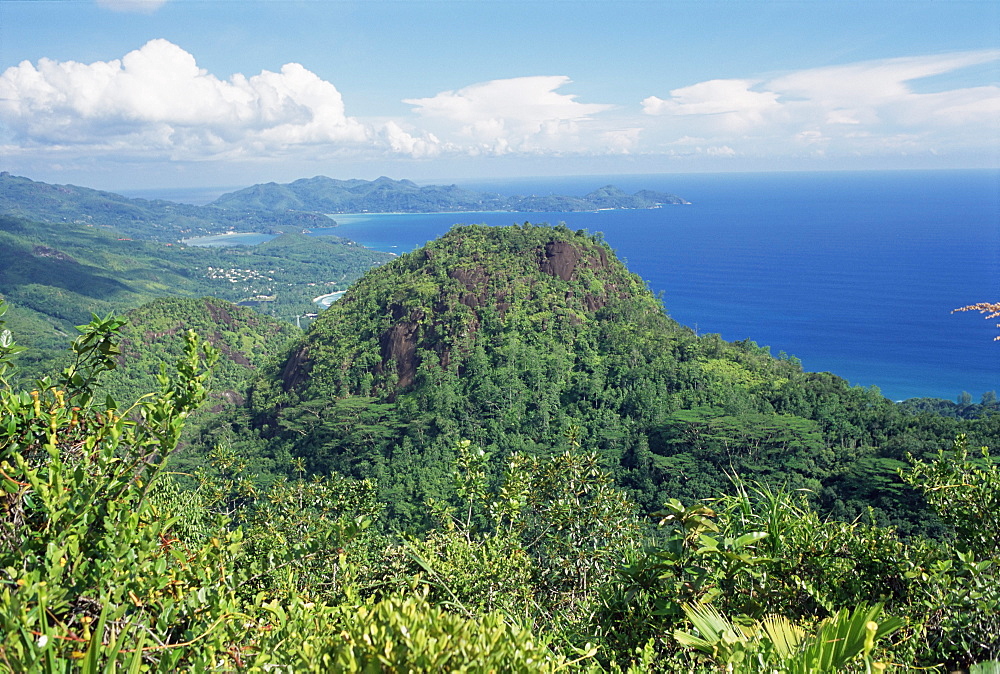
(642, 79, 782, 130)
(0, 39, 371, 161)
(403, 76, 617, 155)
(1, 41, 997, 175)
(378, 121, 442, 158)
(641, 50, 1000, 158)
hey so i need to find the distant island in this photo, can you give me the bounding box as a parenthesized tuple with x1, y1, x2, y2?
(210, 176, 690, 214)
(0, 172, 331, 242)
(0, 172, 689, 244)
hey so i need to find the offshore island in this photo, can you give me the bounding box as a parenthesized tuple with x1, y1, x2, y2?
(209, 175, 691, 215)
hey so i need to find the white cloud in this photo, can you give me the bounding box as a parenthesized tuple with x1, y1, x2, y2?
(378, 121, 442, 158)
(403, 76, 616, 155)
(767, 51, 999, 108)
(3, 41, 622, 164)
(642, 79, 782, 130)
(640, 50, 1000, 159)
(1, 41, 997, 178)
(0, 39, 371, 161)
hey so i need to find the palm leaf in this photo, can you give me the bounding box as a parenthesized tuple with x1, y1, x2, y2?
(674, 603, 751, 660)
(760, 613, 806, 660)
(789, 604, 903, 674)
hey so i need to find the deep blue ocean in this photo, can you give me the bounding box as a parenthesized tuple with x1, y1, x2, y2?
(168, 169, 999, 402)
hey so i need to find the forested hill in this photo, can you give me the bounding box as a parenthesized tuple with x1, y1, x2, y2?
(0, 172, 334, 241)
(224, 223, 999, 532)
(210, 175, 690, 213)
(99, 296, 299, 412)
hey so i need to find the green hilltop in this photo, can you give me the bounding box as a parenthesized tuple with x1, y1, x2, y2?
(217, 223, 997, 535)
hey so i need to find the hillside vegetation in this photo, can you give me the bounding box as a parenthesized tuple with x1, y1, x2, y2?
(99, 296, 299, 409)
(0, 172, 334, 242)
(1, 227, 998, 670)
(223, 224, 998, 536)
(0, 211, 390, 382)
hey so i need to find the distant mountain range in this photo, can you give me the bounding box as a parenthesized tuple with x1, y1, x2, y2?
(210, 176, 690, 214)
(0, 172, 333, 242)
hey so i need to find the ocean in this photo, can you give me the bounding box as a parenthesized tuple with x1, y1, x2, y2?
(177, 169, 999, 402)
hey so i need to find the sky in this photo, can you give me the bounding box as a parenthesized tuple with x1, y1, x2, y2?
(1, 0, 998, 191)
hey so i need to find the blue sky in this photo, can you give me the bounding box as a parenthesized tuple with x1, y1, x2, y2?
(1, 0, 998, 190)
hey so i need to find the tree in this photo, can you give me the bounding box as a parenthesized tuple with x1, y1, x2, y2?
(0, 310, 223, 669)
(899, 436, 1000, 667)
(953, 302, 1000, 340)
(0, 303, 583, 671)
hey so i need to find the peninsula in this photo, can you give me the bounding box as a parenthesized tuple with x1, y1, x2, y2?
(0, 172, 333, 242)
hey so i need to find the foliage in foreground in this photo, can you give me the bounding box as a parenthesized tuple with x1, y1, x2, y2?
(674, 603, 903, 674)
(0, 305, 584, 671)
(1, 303, 999, 672)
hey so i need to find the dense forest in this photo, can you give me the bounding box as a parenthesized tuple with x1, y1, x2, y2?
(1, 222, 998, 672)
(200, 224, 997, 536)
(0, 211, 389, 382)
(99, 297, 299, 412)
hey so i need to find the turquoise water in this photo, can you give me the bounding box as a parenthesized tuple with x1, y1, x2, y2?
(317, 170, 1000, 402)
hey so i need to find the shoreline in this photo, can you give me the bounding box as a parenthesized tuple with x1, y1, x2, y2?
(326, 203, 689, 222)
(181, 231, 271, 247)
(182, 203, 690, 243)
(313, 290, 347, 307)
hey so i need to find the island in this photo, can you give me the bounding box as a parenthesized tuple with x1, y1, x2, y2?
(209, 176, 690, 214)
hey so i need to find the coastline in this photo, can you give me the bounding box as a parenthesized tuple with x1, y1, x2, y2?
(325, 203, 689, 223)
(181, 231, 272, 247)
(297, 172, 1000, 401)
(313, 290, 347, 307)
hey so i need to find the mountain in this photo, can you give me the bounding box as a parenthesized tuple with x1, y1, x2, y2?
(225, 223, 982, 531)
(95, 296, 301, 479)
(100, 296, 300, 412)
(210, 176, 690, 214)
(0, 212, 391, 382)
(0, 172, 334, 242)
(0, 173, 396, 382)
